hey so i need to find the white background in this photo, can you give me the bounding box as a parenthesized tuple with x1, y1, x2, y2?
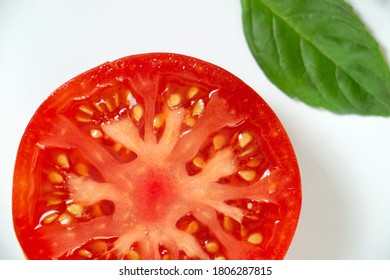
(0, 0, 389, 260)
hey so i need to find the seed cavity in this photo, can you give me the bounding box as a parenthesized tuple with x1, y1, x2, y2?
(48, 171, 64, 184)
(192, 99, 205, 116)
(153, 113, 165, 129)
(238, 170, 257, 182)
(238, 131, 253, 148)
(132, 104, 144, 122)
(213, 134, 225, 151)
(187, 86, 199, 99)
(167, 93, 182, 107)
(247, 233, 263, 245)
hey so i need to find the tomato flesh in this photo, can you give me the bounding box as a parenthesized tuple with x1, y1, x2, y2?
(13, 53, 301, 260)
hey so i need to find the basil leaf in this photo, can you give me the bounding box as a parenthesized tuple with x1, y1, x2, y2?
(241, 0, 390, 116)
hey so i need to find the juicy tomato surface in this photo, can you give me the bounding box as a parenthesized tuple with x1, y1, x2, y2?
(13, 53, 301, 260)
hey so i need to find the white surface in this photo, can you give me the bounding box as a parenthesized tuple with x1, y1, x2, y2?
(0, 0, 389, 260)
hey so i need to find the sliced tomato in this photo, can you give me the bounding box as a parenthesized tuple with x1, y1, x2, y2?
(13, 53, 301, 260)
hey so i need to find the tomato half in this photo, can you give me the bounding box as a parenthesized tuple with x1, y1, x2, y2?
(13, 53, 301, 260)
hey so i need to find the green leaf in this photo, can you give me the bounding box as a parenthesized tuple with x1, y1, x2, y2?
(241, 0, 390, 116)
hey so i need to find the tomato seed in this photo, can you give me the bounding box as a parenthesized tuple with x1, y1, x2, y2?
(238, 131, 253, 148)
(90, 128, 103, 139)
(113, 142, 123, 152)
(90, 241, 108, 254)
(42, 212, 59, 224)
(52, 191, 67, 196)
(75, 162, 89, 176)
(125, 91, 135, 106)
(192, 156, 206, 169)
(223, 216, 233, 232)
(78, 249, 93, 259)
(153, 113, 165, 129)
(238, 170, 257, 182)
(247, 233, 263, 245)
(93, 102, 104, 112)
(58, 213, 72, 225)
(126, 249, 140, 260)
(184, 115, 196, 127)
(132, 104, 144, 122)
(79, 105, 94, 116)
(205, 241, 219, 254)
(239, 147, 256, 158)
(192, 99, 205, 116)
(48, 171, 64, 184)
(66, 204, 84, 216)
(213, 134, 225, 151)
(167, 93, 182, 107)
(75, 114, 92, 123)
(104, 98, 116, 112)
(91, 204, 103, 217)
(214, 255, 226, 260)
(114, 92, 120, 107)
(56, 153, 70, 169)
(245, 214, 259, 221)
(240, 225, 248, 238)
(47, 198, 62, 206)
(162, 253, 171, 260)
(185, 220, 200, 234)
(187, 86, 199, 99)
(246, 159, 261, 167)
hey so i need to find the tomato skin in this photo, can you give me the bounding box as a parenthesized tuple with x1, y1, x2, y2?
(13, 53, 301, 260)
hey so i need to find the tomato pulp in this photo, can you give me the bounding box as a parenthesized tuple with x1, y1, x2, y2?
(13, 53, 301, 260)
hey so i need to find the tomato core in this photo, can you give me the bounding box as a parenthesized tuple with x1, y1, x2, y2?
(137, 171, 175, 221)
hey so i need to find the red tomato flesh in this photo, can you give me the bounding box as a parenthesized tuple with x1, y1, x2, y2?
(13, 53, 301, 260)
